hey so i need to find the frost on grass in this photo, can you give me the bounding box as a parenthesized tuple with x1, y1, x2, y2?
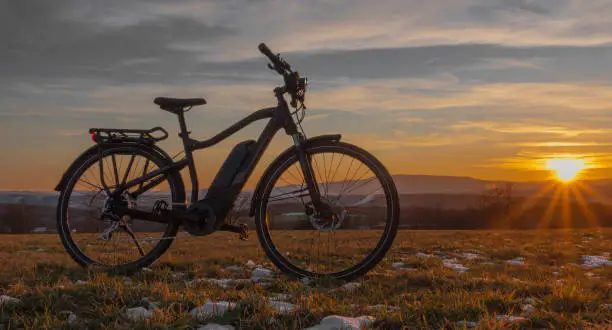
(190, 300, 237, 320)
(126, 307, 153, 322)
(581, 255, 612, 268)
(303, 315, 375, 330)
(0, 295, 21, 306)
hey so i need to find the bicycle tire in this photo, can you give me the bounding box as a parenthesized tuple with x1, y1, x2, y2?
(56, 144, 185, 274)
(254, 140, 399, 281)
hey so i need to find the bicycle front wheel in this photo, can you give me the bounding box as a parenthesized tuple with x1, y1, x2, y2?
(254, 140, 399, 281)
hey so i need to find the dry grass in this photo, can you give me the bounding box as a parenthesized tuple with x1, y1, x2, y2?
(0, 229, 610, 329)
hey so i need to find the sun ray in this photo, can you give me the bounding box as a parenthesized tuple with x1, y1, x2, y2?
(504, 182, 555, 227)
(570, 184, 600, 228)
(561, 185, 572, 238)
(575, 181, 612, 206)
(539, 184, 562, 229)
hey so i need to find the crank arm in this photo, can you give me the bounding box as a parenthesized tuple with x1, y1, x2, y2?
(114, 206, 198, 225)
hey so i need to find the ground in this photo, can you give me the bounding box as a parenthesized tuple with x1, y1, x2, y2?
(0, 229, 610, 329)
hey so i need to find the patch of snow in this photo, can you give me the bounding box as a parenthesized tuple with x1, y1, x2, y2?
(246, 260, 256, 268)
(197, 324, 235, 330)
(521, 304, 535, 315)
(140, 297, 159, 310)
(506, 258, 526, 266)
(303, 315, 375, 330)
(523, 297, 536, 304)
(456, 320, 479, 328)
(391, 262, 416, 270)
(268, 293, 291, 301)
(462, 253, 484, 260)
(496, 315, 528, 323)
(126, 307, 153, 322)
(442, 258, 469, 273)
(0, 295, 21, 306)
(415, 252, 434, 258)
(224, 265, 242, 272)
(480, 262, 496, 266)
(601, 304, 612, 310)
(251, 267, 274, 282)
(185, 278, 250, 288)
(581, 255, 612, 268)
(59, 311, 77, 325)
(171, 272, 187, 279)
(190, 300, 237, 320)
(36, 248, 46, 252)
(342, 282, 361, 291)
(75, 280, 88, 285)
(366, 304, 400, 312)
(122, 277, 133, 285)
(141, 267, 153, 273)
(268, 300, 296, 313)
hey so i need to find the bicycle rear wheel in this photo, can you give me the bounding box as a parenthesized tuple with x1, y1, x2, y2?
(56, 144, 185, 273)
(254, 140, 399, 281)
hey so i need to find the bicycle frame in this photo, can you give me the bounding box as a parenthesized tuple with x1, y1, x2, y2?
(106, 87, 324, 224)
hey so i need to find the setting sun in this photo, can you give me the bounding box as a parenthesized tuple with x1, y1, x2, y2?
(546, 158, 586, 182)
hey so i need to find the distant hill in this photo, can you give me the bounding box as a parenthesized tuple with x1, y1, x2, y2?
(1, 174, 611, 205)
(2, 174, 612, 232)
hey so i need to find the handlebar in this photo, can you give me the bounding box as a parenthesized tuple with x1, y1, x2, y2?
(258, 42, 292, 75)
(258, 42, 307, 110)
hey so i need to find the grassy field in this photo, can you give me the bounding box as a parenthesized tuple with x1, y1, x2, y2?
(0, 229, 610, 329)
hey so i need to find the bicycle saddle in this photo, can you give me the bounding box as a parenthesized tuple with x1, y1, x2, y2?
(154, 97, 207, 113)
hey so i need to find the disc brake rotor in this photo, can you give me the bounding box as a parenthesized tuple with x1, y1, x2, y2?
(307, 197, 347, 230)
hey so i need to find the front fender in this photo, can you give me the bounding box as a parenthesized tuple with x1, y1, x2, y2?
(54, 143, 176, 192)
(248, 134, 341, 217)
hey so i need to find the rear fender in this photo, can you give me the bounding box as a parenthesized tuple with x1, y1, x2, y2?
(248, 134, 341, 217)
(54, 143, 176, 192)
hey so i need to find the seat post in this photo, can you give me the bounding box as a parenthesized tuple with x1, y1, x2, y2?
(176, 109, 191, 145)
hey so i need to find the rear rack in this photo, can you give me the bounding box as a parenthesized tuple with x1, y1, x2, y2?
(89, 127, 169, 144)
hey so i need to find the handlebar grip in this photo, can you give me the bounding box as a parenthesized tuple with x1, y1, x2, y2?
(258, 42, 275, 60)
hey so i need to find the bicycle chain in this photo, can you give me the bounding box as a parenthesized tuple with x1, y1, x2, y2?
(106, 233, 196, 243)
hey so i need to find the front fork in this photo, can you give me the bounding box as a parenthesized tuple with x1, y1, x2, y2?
(292, 133, 332, 218)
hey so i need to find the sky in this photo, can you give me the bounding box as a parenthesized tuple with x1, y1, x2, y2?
(2, 0, 612, 191)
